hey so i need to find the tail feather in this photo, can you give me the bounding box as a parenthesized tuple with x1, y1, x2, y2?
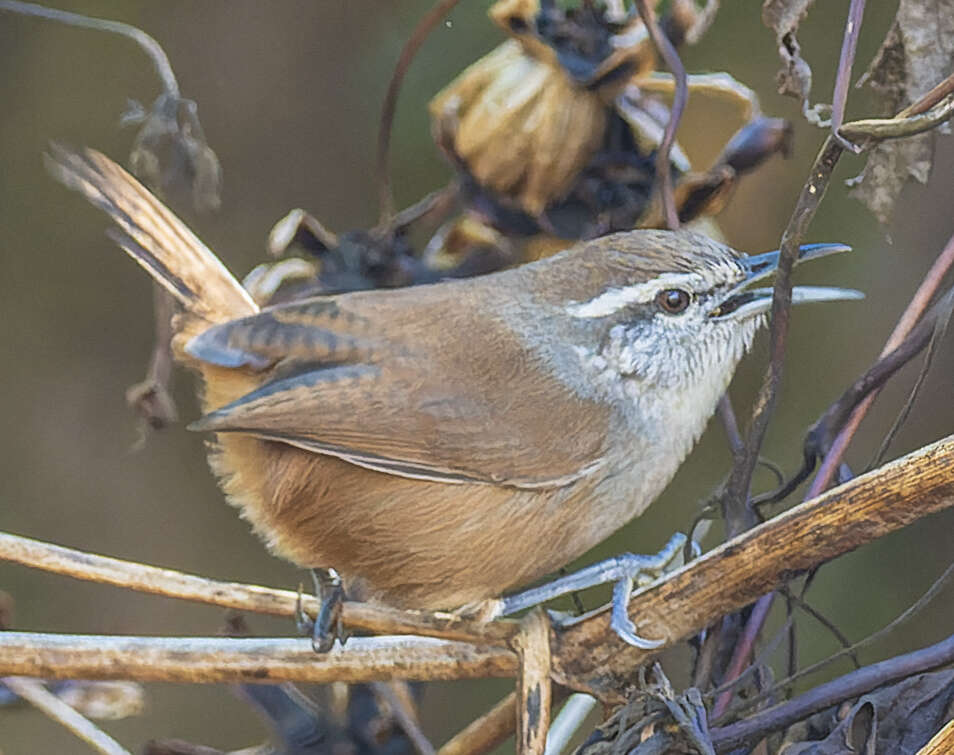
(46, 145, 258, 326)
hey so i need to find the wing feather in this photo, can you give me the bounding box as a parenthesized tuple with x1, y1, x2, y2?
(188, 285, 609, 489)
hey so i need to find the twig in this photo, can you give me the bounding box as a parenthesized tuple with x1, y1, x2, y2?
(778, 585, 857, 668)
(717, 558, 954, 723)
(0, 531, 519, 646)
(729, 82, 954, 520)
(839, 94, 954, 141)
(811, 229, 954, 494)
(0, 0, 179, 97)
(438, 693, 518, 755)
(731, 134, 843, 501)
(830, 0, 865, 148)
(634, 0, 687, 230)
(514, 610, 552, 755)
(717, 395, 743, 456)
(125, 287, 178, 433)
(868, 289, 953, 468)
(717, 392, 757, 541)
(376, 0, 461, 225)
(0, 634, 517, 685)
(708, 632, 954, 751)
(718, 133, 844, 636)
(711, 595, 772, 718)
(1, 676, 130, 755)
(370, 682, 437, 755)
(898, 71, 954, 118)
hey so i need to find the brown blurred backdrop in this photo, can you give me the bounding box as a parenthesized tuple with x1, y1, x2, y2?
(1, 1, 952, 752)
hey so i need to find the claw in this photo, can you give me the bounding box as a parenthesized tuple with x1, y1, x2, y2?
(312, 571, 345, 653)
(296, 568, 347, 653)
(611, 578, 665, 649)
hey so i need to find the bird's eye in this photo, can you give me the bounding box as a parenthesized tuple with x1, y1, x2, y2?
(655, 288, 692, 315)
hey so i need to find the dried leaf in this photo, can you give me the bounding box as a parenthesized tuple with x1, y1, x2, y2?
(780, 669, 954, 753)
(125, 93, 222, 214)
(780, 700, 877, 754)
(851, 0, 954, 223)
(762, 0, 818, 107)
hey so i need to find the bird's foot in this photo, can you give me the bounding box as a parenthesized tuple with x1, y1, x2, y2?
(499, 533, 695, 649)
(295, 568, 347, 653)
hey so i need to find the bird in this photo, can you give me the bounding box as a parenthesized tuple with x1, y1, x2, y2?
(48, 146, 860, 645)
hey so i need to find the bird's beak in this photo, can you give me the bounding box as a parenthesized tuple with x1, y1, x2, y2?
(708, 243, 863, 320)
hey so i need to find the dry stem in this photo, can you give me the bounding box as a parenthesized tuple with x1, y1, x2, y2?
(0, 635, 517, 685)
(2, 676, 131, 755)
(514, 610, 552, 755)
(438, 692, 518, 755)
(811, 229, 954, 493)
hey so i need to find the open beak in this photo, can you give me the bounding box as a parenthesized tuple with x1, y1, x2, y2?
(708, 243, 864, 320)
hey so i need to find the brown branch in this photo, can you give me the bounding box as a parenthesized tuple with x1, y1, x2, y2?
(438, 693, 518, 755)
(438, 687, 572, 755)
(0, 634, 517, 685)
(514, 610, 552, 755)
(0, 531, 519, 646)
(550, 433, 954, 701)
(724, 134, 843, 520)
(899, 71, 954, 118)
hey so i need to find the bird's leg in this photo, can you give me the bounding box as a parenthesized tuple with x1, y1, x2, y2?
(295, 567, 346, 652)
(499, 533, 691, 649)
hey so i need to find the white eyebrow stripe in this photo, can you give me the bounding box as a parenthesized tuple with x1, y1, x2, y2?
(566, 272, 702, 318)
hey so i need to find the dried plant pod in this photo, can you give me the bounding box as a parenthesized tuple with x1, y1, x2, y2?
(431, 39, 608, 216)
(126, 93, 222, 214)
(423, 215, 517, 275)
(261, 207, 517, 304)
(431, 0, 662, 217)
(489, 0, 657, 91)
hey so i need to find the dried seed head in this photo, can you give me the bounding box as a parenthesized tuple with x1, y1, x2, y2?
(430, 0, 662, 217)
(431, 39, 608, 216)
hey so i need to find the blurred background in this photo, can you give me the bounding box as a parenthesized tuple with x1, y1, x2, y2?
(1, 1, 952, 752)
